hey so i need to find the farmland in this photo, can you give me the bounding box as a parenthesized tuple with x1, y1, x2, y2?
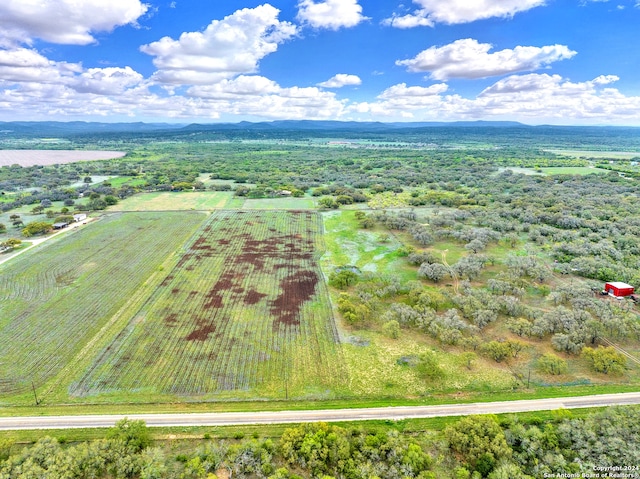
(0, 150, 126, 167)
(73, 210, 343, 399)
(1, 125, 640, 410)
(108, 191, 233, 211)
(0, 212, 206, 396)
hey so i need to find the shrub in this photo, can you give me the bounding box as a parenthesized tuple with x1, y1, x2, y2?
(537, 353, 568, 375)
(328, 270, 358, 289)
(581, 346, 626, 375)
(416, 351, 445, 380)
(382, 320, 400, 339)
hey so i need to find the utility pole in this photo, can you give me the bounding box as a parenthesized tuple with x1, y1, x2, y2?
(284, 368, 289, 400)
(31, 381, 40, 406)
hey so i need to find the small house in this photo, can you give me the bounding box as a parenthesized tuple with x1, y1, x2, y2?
(604, 282, 635, 297)
(73, 213, 87, 222)
(52, 222, 69, 230)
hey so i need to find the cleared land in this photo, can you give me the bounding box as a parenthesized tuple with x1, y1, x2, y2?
(0, 212, 206, 395)
(108, 191, 233, 211)
(546, 149, 640, 159)
(239, 197, 316, 209)
(497, 166, 607, 176)
(539, 166, 608, 175)
(73, 210, 343, 398)
(0, 150, 126, 167)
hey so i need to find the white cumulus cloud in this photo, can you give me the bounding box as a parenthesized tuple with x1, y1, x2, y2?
(0, 0, 149, 45)
(397, 39, 576, 80)
(187, 75, 347, 119)
(384, 0, 546, 28)
(317, 74, 362, 88)
(349, 73, 640, 124)
(297, 0, 368, 29)
(141, 4, 297, 85)
(0, 48, 81, 83)
(71, 67, 145, 95)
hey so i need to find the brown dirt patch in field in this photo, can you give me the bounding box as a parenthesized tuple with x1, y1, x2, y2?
(170, 212, 323, 346)
(271, 270, 318, 327)
(204, 289, 224, 309)
(176, 254, 193, 268)
(186, 323, 216, 341)
(245, 289, 267, 305)
(164, 313, 178, 326)
(192, 238, 213, 250)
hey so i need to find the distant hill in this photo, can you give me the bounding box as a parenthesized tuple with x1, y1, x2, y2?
(1, 121, 639, 152)
(0, 121, 185, 136)
(0, 120, 530, 137)
(181, 120, 527, 131)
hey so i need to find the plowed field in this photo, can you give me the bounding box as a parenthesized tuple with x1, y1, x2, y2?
(73, 210, 344, 397)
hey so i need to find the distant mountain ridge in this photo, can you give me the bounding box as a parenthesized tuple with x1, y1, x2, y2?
(0, 120, 528, 136)
(182, 120, 528, 131)
(0, 121, 185, 136)
(2, 121, 639, 142)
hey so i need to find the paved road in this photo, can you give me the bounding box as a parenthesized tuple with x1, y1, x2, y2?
(1, 392, 639, 430)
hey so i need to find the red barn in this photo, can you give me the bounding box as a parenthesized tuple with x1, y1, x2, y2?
(604, 282, 635, 297)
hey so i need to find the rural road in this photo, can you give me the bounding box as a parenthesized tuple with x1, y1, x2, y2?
(0, 218, 95, 267)
(1, 392, 639, 430)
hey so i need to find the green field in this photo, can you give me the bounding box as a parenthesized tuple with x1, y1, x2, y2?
(108, 191, 233, 211)
(321, 210, 416, 280)
(0, 212, 206, 396)
(238, 197, 316, 209)
(539, 166, 608, 175)
(546, 149, 640, 159)
(72, 210, 344, 399)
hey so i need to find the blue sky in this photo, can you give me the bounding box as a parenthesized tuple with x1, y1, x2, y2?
(1, 0, 639, 124)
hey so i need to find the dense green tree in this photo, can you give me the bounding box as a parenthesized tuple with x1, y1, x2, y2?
(581, 346, 627, 375)
(318, 197, 339, 209)
(418, 263, 448, 283)
(328, 270, 358, 289)
(106, 418, 152, 453)
(445, 415, 512, 474)
(21, 221, 52, 237)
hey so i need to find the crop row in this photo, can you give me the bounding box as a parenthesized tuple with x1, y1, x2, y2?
(0, 212, 206, 395)
(72, 210, 344, 397)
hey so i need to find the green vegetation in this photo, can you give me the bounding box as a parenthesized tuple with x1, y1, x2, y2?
(73, 211, 342, 399)
(538, 166, 608, 175)
(1, 126, 639, 413)
(109, 191, 233, 211)
(0, 212, 206, 396)
(240, 197, 316, 209)
(1, 406, 639, 478)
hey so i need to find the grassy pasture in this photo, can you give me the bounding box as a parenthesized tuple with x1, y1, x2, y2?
(0, 212, 206, 396)
(73, 210, 344, 399)
(539, 166, 608, 175)
(322, 210, 416, 280)
(107, 191, 233, 211)
(102, 176, 147, 188)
